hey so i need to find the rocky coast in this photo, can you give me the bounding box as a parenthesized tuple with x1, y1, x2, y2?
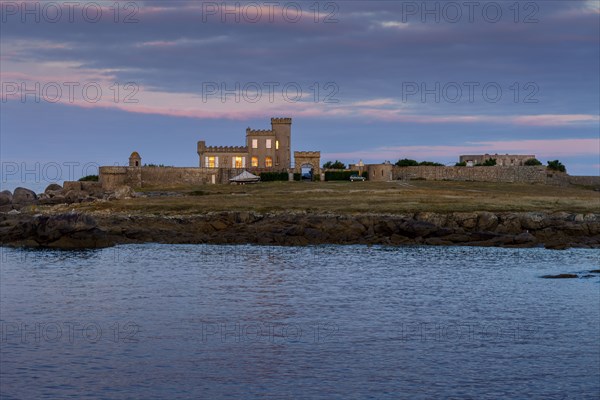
(1, 182, 598, 250)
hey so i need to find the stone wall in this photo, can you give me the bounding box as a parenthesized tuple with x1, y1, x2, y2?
(99, 166, 248, 190)
(567, 175, 600, 187)
(393, 166, 568, 185)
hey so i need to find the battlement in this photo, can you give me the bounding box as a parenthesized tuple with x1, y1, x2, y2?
(271, 117, 292, 124)
(271, 118, 292, 125)
(294, 151, 320, 157)
(204, 145, 248, 153)
(246, 128, 274, 136)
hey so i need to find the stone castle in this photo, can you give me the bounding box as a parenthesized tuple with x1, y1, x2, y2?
(96, 117, 599, 190)
(99, 118, 322, 190)
(197, 117, 292, 170)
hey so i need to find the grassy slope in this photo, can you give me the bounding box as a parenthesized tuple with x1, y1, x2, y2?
(63, 181, 600, 216)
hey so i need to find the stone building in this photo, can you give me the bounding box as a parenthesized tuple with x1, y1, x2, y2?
(459, 154, 535, 167)
(197, 118, 292, 170)
(98, 117, 322, 190)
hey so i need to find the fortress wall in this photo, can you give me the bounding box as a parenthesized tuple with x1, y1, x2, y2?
(100, 167, 250, 190)
(392, 166, 568, 185)
(567, 175, 600, 187)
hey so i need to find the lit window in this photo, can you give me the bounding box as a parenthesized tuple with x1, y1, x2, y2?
(252, 139, 258, 149)
(208, 156, 216, 168)
(265, 157, 273, 167)
(266, 139, 272, 149)
(251, 157, 258, 167)
(275, 140, 279, 150)
(235, 156, 243, 168)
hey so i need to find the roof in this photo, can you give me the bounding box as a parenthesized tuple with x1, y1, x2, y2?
(130, 151, 141, 158)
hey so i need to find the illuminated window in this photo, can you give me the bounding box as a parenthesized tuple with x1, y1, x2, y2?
(266, 139, 272, 149)
(208, 156, 216, 168)
(252, 139, 258, 149)
(251, 157, 258, 167)
(235, 156, 244, 168)
(265, 157, 273, 167)
(275, 140, 279, 150)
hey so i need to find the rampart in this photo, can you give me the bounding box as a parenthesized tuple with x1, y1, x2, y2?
(99, 166, 247, 190)
(393, 166, 569, 185)
(392, 166, 599, 187)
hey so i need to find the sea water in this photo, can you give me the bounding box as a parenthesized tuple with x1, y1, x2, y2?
(1, 245, 599, 399)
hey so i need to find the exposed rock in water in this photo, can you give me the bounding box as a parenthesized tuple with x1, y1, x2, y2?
(0, 210, 599, 250)
(541, 274, 578, 279)
(589, 269, 600, 273)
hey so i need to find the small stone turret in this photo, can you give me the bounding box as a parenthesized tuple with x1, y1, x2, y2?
(129, 151, 141, 167)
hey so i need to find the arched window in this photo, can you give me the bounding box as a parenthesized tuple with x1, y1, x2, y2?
(265, 157, 273, 167)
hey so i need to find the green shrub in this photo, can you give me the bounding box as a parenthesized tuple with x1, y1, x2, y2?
(455, 162, 467, 167)
(476, 158, 497, 166)
(395, 159, 419, 167)
(322, 160, 346, 169)
(325, 171, 356, 181)
(524, 158, 542, 166)
(418, 161, 445, 166)
(78, 175, 99, 182)
(547, 160, 566, 173)
(293, 173, 302, 181)
(259, 172, 289, 182)
(313, 174, 321, 182)
(360, 171, 369, 180)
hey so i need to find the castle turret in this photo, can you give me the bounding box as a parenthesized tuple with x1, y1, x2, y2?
(129, 151, 141, 167)
(271, 117, 292, 169)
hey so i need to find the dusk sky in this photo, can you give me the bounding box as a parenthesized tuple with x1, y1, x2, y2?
(1, 0, 599, 190)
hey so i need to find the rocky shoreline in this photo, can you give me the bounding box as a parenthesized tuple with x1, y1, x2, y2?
(1, 210, 598, 250)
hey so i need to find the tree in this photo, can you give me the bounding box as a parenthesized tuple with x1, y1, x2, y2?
(476, 158, 497, 166)
(524, 158, 542, 166)
(323, 160, 346, 169)
(547, 160, 566, 173)
(78, 175, 99, 182)
(418, 161, 445, 166)
(395, 159, 419, 167)
(455, 162, 467, 167)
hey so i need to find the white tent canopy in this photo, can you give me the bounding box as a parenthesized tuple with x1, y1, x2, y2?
(229, 170, 261, 184)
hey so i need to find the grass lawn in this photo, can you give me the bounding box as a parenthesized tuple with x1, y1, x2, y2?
(65, 181, 600, 216)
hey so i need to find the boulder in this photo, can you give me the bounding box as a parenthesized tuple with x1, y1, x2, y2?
(44, 183, 63, 193)
(453, 212, 479, 230)
(0, 190, 12, 206)
(65, 190, 83, 203)
(12, 187, 37, 204)
(114, 186, 135, 200)
(477, 212, 499, 231)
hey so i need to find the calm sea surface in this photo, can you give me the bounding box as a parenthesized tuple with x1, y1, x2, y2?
(1, 244, 599, 399)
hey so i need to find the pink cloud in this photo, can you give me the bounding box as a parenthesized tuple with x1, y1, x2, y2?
(324, 138, 600, 163)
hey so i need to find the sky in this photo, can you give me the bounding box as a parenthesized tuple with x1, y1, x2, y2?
(1, 0, 599, 191)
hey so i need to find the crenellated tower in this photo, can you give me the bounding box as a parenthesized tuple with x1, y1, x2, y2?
(270, 117, 292, 169)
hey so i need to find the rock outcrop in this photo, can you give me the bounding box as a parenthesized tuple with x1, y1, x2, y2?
(1, 210, 598, 250)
